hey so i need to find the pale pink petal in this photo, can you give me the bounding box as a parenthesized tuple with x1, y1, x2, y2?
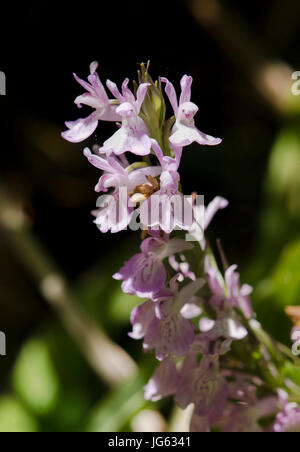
(106, 79, 124, 102)
(170, 123, 222, 147)
(199, 317, 215, 332)
(204, 196, 229, 230)
(133, 258, 167, 298)
(181, 303, 202, 319)
(240, 284, 253, 297)
(135, 83, 150, 113)
(224, 264, 239, 291)
(128, 166, 161, 191)
(144, 358, 180, 401)
(121, 78, 136, 105)
(179, 278, 206, 304)
(61, 114, 98, 143)
(73, 72, 94, 94)
(83, 147, 113, 172)
(101, 120, 152, 156)
(151, 139, 165, 166)
(93, 192, 132, 233)
(179, 75, 193, 104)
(204, 256, 224, 297)
(75, 93, 102, 109)
(173, 146, 183, 168)
(113, 254, 141, 283)
(129, 300, 155, 340)
(89, 61, 99, 74)
(165, 238, 194, 257)
(161, 77, 179, 116)
(145, 305, 195, 360)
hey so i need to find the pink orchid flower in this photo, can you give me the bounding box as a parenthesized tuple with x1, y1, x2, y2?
(99, 79, 152, 156)
(62, 62, 120, 143)
(129, 277, 205, 360)
(84, 147, 161, 233)
(161, 75, 222, 148)
(114, 233, 193, 299)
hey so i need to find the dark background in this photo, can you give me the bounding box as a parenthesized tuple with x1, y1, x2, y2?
(0, 0, 299, 431)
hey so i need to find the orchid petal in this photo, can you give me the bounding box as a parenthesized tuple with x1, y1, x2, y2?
(61, 114, 98, 143)
(106, 79, 124, 103)
(204, 196, 229, 230)
(144, 358, 180, 401)
(121, 78, 136, 105)
(179, 75, 193, 104)
(135, 83, 151, 113)
(179, 278, 206, 304)
(161, 77, 179, 116)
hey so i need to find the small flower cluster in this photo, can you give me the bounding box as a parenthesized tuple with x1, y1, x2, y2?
(63, 62, 300, 432)
(62, 62, 221, 234)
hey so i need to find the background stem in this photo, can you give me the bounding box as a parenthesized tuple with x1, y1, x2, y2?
(0, 186, 137, 388)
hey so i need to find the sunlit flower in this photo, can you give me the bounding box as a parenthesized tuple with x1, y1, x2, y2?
(62, 62, 120, 143)
(175, 353, 229, 417)
(144, 357, 180, 401)
(100, 80, 152, 156)
(113, 233, 193, 299)
(162, 75, 222, 148)
(129, 278, 205, 360)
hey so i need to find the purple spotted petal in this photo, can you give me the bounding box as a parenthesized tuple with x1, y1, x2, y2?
(175, 354, 229, 417)
(113, 253, 167, 299)
(143, 300, 195, 361)
(129, 300, 155, 340)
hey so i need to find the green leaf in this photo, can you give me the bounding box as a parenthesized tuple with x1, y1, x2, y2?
(267, 124, 300, 219)
(253, 238, 300, 343)
(13, 338, 60, 416)
(246, 123, 300, 283)
(0, 396, 39, 432)
(282, 361, 300, 387)
(270, 238, 300, 305)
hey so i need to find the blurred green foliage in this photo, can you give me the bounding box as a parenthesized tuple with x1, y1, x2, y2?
(247, 122, 300, 343)
(0, 396, 39, 433)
